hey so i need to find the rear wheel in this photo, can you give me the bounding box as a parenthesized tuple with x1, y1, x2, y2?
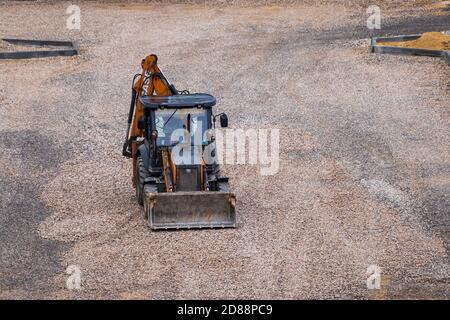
(135, 156, 149, 206)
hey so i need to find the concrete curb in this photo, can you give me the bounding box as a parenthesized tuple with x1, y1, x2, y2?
(0, 38, 78, 59)
(371, 33, 450, 65)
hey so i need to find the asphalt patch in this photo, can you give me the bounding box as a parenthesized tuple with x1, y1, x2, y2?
(0, 130, 70, 295)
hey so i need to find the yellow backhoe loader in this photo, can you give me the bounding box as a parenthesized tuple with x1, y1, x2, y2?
(122, 54, 236, 230)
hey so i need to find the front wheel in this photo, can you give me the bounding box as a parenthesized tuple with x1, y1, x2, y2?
(135, 156, 148, 206)
(217, 181, 230, 192)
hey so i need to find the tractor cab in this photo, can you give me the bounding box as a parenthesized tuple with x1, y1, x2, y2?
(140, 93, 227, 148)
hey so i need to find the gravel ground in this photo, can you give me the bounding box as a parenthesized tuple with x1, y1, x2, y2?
(0, 1, 449, 299)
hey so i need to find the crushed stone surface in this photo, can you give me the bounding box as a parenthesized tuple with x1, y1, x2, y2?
(0, 1, 449, 299)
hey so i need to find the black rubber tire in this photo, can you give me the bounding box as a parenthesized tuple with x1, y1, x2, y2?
(218, 181, 230, 192)
(135, 156, 149, 206)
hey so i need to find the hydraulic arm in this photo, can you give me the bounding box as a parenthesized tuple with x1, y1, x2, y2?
(123, 54, 177, 159)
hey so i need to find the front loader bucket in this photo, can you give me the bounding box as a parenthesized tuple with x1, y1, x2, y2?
(143, 190, 237, 230)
